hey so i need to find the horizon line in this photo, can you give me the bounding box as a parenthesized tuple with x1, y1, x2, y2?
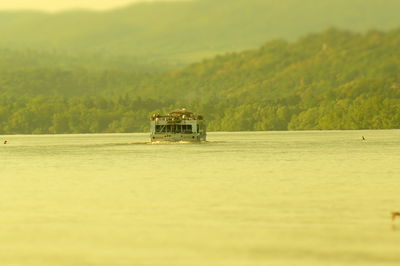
(0, 0, 193, 14)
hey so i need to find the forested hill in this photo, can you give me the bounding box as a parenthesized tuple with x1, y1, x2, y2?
(141, 28, 400, 131)
(1, 0, 400, 63)
(0, 49, 171, 96)
(1, 29, 400, 134)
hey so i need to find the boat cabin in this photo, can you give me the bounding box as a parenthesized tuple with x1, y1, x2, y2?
(150, 108, 206, 142)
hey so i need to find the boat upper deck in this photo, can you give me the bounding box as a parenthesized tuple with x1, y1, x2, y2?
(150, 108, 203, 123)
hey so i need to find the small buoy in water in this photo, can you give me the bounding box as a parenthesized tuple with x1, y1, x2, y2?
(392, 212, 400, 221)
(3, 140, 7, 144)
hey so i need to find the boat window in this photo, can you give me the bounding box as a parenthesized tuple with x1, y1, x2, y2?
(157, 124, 193, 133)
(183, 125, 192, 133)
(155, 125, 165, 133)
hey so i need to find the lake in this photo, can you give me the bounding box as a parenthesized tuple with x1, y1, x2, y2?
(1, 131, 399, 266)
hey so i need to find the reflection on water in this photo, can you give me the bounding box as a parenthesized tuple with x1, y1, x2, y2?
(1, 131, 400, 266)
(391, 224, 399, 232)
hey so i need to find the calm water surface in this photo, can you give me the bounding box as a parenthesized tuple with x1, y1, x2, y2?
(1, 131, 399, 266)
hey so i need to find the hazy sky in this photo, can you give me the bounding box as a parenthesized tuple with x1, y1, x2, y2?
(0, 0, 179, 12)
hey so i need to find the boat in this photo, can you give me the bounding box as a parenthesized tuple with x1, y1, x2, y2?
(150, 108, 206, 142)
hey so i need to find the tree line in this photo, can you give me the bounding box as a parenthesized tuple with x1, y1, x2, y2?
(1, 29, 400, 134)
